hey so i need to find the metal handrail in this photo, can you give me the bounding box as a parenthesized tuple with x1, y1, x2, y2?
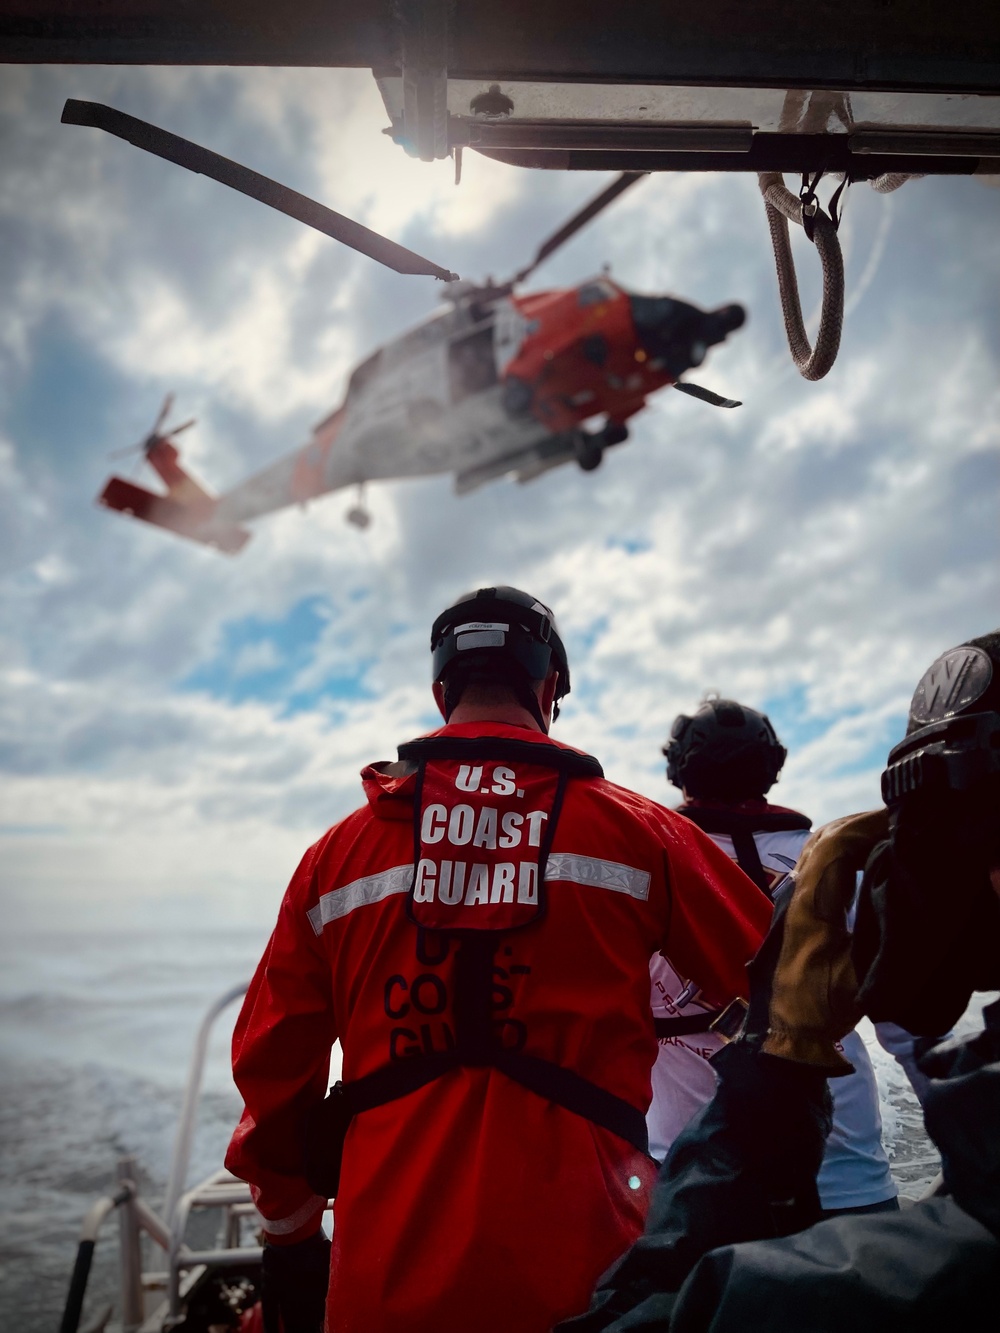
(162, 982, 248, 1236)
(61, 983, 253, 1333)
(59, 1185, 133, 1333)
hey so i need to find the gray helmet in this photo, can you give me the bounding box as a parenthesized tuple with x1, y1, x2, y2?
(664, 698, 786, 800)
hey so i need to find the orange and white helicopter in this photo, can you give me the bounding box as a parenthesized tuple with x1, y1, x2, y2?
(75, 102, 745, 554)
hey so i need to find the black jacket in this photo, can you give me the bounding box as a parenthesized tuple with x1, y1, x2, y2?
(557, 1001, 1000, 1332)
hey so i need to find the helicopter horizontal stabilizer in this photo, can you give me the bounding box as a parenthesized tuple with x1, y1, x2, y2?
(673, 381, 742, 409)
(98, 477, 251, 554)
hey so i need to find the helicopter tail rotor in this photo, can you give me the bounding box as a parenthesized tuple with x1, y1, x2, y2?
(151, 391, 174, 437)
(98, 395, 249, 552)
(107, 396, 198, 459)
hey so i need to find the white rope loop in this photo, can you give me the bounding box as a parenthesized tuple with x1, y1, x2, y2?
(758, 172, 845, 381)
(868, 172, 920, 194)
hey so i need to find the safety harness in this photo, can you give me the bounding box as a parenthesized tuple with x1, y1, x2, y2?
(303, 735, 651, 1199)
(651, 803, 812, 1042)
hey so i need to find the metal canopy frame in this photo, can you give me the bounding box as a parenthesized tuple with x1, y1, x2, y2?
(4, 2, 999, 176)
(0, 2, 997, 88)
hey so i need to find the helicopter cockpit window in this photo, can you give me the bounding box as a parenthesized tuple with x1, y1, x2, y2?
(448, 323, 498, 404)
(346, 350, 382, 400)
(578, 280, 616, 307)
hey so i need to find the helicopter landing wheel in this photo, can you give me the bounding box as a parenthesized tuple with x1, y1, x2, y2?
(574, 433, 604, 472)
(601, 421, 630, 448)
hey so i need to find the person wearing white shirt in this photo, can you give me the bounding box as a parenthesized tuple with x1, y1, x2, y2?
(650, 697, 925, 1216)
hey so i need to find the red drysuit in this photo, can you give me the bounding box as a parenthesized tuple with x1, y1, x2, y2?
(226, 722, 770, 1332)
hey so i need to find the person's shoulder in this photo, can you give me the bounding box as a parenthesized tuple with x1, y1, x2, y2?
(280, 803, 391, 908)
(584, 774, 691, 830)
(759, 801, 812, 824)
(298, 803, 376, 869)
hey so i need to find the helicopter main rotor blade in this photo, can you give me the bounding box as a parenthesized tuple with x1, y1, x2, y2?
(62, 100, 459, 282)
(513, 171, 647, 285)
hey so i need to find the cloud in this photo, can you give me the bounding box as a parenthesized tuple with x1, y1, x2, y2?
(1, 67, 998, 927)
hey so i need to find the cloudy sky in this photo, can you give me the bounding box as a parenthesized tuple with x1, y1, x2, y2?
(2, 65, 997, 934)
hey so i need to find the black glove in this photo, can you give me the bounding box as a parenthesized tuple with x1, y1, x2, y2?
(260, 1230, 331, 1333)
(854, 785, 1000, 1034)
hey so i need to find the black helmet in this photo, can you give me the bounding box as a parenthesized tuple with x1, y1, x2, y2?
(664, 698, 787, 800)
(905, 630, 1000, 734)
(431, 586, 570, 726)
(854, 630, 1000, 1035)
(881, 629, 1000, 809)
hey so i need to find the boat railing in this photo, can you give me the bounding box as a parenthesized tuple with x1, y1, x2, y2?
(163, 983, 248, 1229)
(60, 981, 270, 1333)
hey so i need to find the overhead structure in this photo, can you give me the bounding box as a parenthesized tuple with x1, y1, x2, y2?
(4, 1, 1000, 179)
(11, 2, 1000, 380)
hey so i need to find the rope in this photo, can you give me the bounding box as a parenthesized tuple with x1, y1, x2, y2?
(758, 172, 845, 381)
(868, 172, 921, 194)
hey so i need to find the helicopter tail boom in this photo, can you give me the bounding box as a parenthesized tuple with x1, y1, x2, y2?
(98, 476, 251, 554)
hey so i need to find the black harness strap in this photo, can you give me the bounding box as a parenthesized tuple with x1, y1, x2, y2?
(678, 803, 812, 900)
(453, 934, 497, 1051)
(398, 734, 604, 777)
(337, 922, 649, 1154)
(492, 1049, 648, 1151)
(654, 1011, 725, 1039)
(730, 828, 771, 895)
(343, 1050, 460, 1115)
(338, 1047, 649, 1154)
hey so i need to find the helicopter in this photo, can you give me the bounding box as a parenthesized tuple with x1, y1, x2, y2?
(69, 101, 746, 554)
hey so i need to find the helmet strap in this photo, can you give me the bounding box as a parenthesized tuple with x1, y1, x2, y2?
(521, 682, 550, 734)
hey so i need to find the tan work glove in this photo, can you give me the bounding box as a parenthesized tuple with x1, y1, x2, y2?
(760, 809, 889, 1073)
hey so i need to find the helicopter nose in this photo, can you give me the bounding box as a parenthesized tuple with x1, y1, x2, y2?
(705, 304, 746, 338)
(629, 295, 746, 376)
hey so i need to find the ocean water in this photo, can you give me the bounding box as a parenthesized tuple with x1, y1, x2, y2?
(0, 926, 270, 1332)
(0, 925, 989, 1332)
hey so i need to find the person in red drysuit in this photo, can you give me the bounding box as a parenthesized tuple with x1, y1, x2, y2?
(225, 586, 771, 1333)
